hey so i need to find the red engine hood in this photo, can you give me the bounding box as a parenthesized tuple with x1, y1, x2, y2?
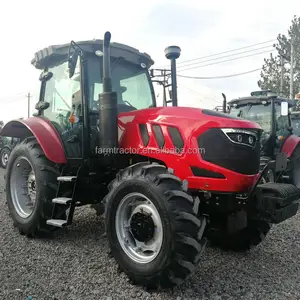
(119, 106, 262, 131)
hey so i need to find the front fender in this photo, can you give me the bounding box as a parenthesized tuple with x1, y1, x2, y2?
(0, 117, 67, 164)
(281, 134, 300, 157)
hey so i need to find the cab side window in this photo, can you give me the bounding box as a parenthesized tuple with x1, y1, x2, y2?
(43, 60, 81, 132)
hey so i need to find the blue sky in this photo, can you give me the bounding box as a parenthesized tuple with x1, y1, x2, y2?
(0, 0, 298, 122)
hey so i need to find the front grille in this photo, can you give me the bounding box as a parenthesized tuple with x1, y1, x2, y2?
(198, 128, 261, 175)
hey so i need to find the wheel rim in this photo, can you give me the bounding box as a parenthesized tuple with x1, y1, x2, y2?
(115, 192, 163, 264)
(1, 151, 9, 166)
(10, 157, 37, 218)
(261, 169, 275, 183)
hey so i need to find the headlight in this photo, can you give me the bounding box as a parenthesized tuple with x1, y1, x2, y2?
(221, 128, 258, 148)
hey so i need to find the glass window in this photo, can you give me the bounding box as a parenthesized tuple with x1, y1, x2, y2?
(229, 104, 272, 132)
(88, 55, 154, 112)
(274, 103, 290, 135)
(229, 106, 250, 117)
(245, 104, 272, 132)
(43, 60, 81, 131)
(291, 117, 300, 136)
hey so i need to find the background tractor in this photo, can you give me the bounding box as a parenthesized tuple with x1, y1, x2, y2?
(217, 90, 300, 187)
(1, 32, 299, 290)
(0, 136, 19, 168)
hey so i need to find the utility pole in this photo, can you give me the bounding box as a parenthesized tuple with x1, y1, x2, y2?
(27, 92, 31, 118)
(280, 55, 284, 97)
(290, 36, 294, 100)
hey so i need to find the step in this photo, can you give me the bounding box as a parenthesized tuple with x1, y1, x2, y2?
(46, 219, 67, 227)
(57, 176, 77, 182)
(52, 197, 72, 205)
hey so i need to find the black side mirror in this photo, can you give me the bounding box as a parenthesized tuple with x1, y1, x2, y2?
(68, 49, 80, 78)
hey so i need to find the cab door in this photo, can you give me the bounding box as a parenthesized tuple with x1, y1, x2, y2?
(42, 58, 83, 159)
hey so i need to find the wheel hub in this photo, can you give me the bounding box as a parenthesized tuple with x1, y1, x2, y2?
(130, 212, 155, 242)
(115, 192, 163, 264)
(27, 171, 36, 203)
(2, 152, 8, 165)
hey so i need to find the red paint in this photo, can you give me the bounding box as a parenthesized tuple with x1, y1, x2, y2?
(118, 107, 261, 193)
(1, 117, 67, 164)
(281, 134, 300, 157)
(1, 106, 264, 193)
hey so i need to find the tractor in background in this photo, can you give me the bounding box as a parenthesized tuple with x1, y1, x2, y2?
(1, 32, 299, 290)
(222, 90, 300, 187)
(0, 136, 19, 168)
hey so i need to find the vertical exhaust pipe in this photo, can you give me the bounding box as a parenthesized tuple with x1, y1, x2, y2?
(165, 46, 181, 106)
(98, 31, 118, 163)
(222, 93, 227, 113)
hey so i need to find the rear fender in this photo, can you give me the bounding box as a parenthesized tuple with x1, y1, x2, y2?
(0, 117, 67, 164)
(281, 135, 300, 158)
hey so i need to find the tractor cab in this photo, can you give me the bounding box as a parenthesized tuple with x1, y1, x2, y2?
(227, 90, 295, 158)
(31, 39, 156, 160)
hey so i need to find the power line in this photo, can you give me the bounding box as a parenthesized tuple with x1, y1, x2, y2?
(176, 45, 274, 70)
(0, 91, 34, 105)
(159, 39, 276, 68)
(178, 85, 221, 105)
(0, 97, 26, 105)
(178, 49, 275, 72)
(0, 92, 26, 102)
(177, 67, 262, 80)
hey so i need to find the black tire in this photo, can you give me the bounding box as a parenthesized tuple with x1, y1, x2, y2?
(5, 136, 66, 237)
(208, 219, 271, 252)
(0, 147, 11, 169)
(290, 145, 300, 188)
(105, 162, 207, 289)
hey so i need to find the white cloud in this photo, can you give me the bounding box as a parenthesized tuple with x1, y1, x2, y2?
(0, 0, 298, 122)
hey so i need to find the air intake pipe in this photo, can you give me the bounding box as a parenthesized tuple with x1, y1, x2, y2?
(165, 46, 181, 106)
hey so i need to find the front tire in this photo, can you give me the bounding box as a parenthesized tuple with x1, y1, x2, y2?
(290, 145, 300, 188)
(5, 136, 65, 237)
(0, 147, 11, 169)
(105, 162, 207, 289)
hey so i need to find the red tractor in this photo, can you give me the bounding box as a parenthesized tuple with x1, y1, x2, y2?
(1, 32, 299, 289)
(222, 90, 300, 187)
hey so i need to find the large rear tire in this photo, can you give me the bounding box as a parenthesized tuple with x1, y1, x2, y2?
(290, 145, 300, 189)
(5, 136, 66, 237)
(105, 162, 207, 289)
(208, 219, 271, 252)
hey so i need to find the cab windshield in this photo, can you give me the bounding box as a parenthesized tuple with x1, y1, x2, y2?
(291, 117, 300, 136)
(86, 54, 155, 111)
(228, 103, 289, 135)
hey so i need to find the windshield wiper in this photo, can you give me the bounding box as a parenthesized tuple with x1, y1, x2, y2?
(237, 110, 243, 117)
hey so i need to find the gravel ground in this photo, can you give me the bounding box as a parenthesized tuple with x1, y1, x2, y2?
(0, 167, 300, 300)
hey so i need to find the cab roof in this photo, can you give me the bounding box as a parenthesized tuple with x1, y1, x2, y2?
(228, 96, 295, 108)
(290, 110, 300, 116)
(31, 39, 154, 70)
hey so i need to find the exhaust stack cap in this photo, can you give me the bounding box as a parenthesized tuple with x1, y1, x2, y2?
(165, 46, 181, 60)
